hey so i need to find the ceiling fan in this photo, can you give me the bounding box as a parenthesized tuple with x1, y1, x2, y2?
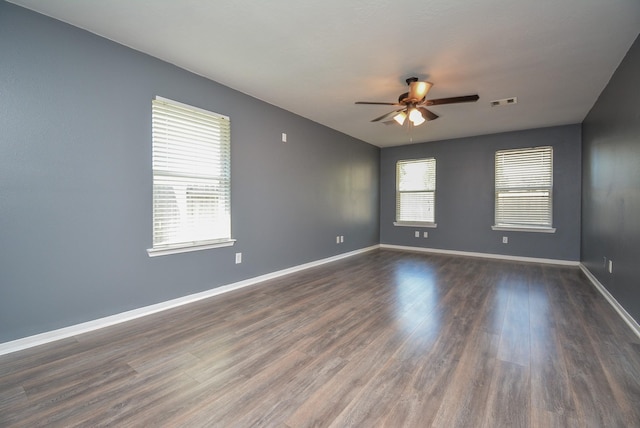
(355, 77, 479, 126)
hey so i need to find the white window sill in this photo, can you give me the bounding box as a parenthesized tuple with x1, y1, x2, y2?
(394, 222, 438, 228)
(147, 239, 236, 257)
(491, 225, 556, 233)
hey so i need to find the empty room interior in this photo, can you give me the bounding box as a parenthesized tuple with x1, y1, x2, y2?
(1, 1, 640, 427)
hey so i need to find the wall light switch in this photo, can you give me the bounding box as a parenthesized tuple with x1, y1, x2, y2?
(502, 236, 508, 244)
(340, 235, 344, 243)
(336, 236, 340, 244)
(608, 260, 613, 273)
(235, 252, 242, 264)
(282, 132, 287, 142)
(423, 232, 428, 238)
(415, 231, 420, 238)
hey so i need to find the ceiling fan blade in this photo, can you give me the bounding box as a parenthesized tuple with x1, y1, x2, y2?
(371, 108, 405, 122)
(425, 94, 479, 106)
(408, 81, 433, 101)
(355, 101, 401, 106)
(418, 107, 438, 121)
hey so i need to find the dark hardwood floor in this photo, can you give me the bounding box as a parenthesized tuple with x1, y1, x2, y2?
(1, 249, 639, 427)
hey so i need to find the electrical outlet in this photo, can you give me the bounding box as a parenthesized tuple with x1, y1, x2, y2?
(423, 232, 428, 238)
(235, 252, 242, 264)
(502, 236, 508, 244)
(281, 132, 287, 142)
(608, 260, 613, 274)
(415, 231, 420, 238)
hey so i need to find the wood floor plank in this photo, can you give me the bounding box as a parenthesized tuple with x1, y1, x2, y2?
(530, 407, 581, 428)
(549, 267, 629, 427)
(560, 270, 640, 427)
(529, 266, 575, 419)
(1, 249, 639, 427)
(482, 359, 531, 428)
(430, 307, 500, 428)
(68, 370, 199, 427)
(496, 267, 531, 366)
(2, 362, 138, 427)
(381, 264, 495, 428)
(0, 337, 81, 378)
(328, 257, 490, 428)
(284, 318, 413, 427)
(214, 352, 348, 427)
(0, 385, 27, 423)
(171, 349, 314, 427)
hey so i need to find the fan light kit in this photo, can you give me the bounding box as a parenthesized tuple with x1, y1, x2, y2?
(356, 77, 479, 127)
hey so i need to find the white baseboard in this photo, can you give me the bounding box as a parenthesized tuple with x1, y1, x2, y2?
(0, 245, 379, 356)
(579, 264, 640, 339)
(380, 244, 580, 266)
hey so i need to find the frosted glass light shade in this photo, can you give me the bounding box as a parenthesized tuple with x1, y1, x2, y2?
(393, 111, 407, 125)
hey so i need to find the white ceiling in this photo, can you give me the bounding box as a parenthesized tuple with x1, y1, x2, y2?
(9, 0, 640, 147)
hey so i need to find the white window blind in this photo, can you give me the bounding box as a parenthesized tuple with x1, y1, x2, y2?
(494, 146, 553, 229)
(150, 97, 231, 253)
(396, 158, 436, 225)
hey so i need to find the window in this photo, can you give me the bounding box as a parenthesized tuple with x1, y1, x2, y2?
(147, 97, 233, 256)
(394, 158, 437, 227)
(493, 146, 555, 232)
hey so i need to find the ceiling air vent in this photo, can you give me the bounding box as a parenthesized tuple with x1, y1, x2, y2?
(490, 97, 517, 107)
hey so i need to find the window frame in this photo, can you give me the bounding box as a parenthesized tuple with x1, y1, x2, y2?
(393, 157, 438, 228)
(492, 145, 556, 233)
(147, 96, 234, 257)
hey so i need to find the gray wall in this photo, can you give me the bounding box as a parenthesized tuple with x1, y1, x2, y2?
(0, 2, 379, 343)
(380, 125, 582, 261)
(582, 34, 640, 322)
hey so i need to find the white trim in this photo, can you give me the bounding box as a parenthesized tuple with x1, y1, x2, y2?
(154, 95, 229, 121)
(380, 244, 579, 266)
(147, 239, 236, 257)
(0, 245, 379, 356)
(393, 222, 438, 228)
(491, 225, 556, 233)
(579, 264, 640, 339)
